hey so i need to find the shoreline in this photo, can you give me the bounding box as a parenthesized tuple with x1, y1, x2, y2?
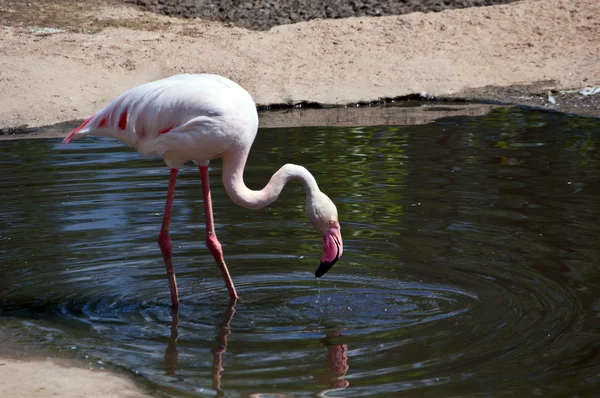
(0, 0, 599, 130)
(0, 322, 155, 398)
(1, 102, 503, 140)
(0, 357, 155, 398)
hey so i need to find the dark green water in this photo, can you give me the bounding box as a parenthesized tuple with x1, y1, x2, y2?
(1, 107, 599, 397)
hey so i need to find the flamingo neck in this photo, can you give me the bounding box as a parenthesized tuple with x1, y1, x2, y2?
(221, 150, 320, 210)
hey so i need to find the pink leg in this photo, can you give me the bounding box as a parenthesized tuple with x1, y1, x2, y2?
(199, 165, 239, 300)
(158, 168, 180, 308)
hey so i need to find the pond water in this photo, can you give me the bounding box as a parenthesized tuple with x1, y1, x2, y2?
(1, 106, 599, 397)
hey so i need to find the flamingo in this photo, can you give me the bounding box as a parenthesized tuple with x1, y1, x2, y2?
(62, 74, 343, 307)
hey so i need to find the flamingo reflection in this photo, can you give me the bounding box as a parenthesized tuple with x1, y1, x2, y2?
(163, 302, 349, 397)
(211, 300, 236, 397)
(164, 307, 179, 376)
(316, 329, 350, 397)
(163, 299, 236, 396)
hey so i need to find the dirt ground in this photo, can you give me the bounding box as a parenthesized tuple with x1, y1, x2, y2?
(0, 321, 156, 397)
(124, 0, 521, 30)
(0, 0, 599, 395)
(0, 359, 152, 398)
(0, 0, 599, 133)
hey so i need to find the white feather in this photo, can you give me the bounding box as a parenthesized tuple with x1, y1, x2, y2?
(64, 74, 258, 169)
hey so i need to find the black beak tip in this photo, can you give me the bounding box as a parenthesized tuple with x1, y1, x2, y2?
(315, 259, 337, 278)
(315, 237, 341, 278)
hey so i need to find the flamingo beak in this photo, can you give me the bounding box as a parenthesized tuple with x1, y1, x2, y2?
(315, 227, 343, 278)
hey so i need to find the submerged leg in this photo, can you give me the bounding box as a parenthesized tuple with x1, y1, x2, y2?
(164, 307, 179, 375)
(199, 165, 239, 300)
(158, 168, 180, 308)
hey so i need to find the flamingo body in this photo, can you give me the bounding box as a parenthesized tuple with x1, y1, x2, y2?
(64, 74, 258, 169)
(63, 74, 343, 306)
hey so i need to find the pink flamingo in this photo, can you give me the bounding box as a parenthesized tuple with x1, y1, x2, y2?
(62, 74, 343, 307)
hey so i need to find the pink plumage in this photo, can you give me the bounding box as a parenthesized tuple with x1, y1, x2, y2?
(62, 74, 343, 306)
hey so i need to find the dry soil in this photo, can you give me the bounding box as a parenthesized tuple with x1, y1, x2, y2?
(0, 0, 599, 132)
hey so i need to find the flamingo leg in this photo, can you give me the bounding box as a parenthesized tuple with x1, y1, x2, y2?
(199, 165, 239, 300)
(158, 168, 180, 308)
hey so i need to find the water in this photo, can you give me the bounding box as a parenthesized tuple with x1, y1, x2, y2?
(1, 107, 599, 397)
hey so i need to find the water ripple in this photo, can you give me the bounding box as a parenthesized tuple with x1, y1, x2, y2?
(1, 108, 599, 397)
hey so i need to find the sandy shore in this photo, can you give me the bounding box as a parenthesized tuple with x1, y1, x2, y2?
(0, 359, 153, 398)
(0, 0, 599, 395)
(1, 0, 599, 131)
(0, 323, 155, 398)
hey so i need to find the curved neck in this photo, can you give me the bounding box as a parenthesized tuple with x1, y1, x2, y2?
(221, 150, 320, 210)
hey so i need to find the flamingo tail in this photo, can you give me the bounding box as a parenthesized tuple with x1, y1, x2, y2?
(62, 115, 95, 144)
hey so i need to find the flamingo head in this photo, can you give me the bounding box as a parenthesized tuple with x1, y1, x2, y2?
(307, 192, 343, 278)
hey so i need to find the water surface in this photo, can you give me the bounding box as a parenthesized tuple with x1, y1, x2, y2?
(1, 107, 599, 397)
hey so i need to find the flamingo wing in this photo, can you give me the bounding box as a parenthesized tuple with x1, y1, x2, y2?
(62, 74, 239, 147)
